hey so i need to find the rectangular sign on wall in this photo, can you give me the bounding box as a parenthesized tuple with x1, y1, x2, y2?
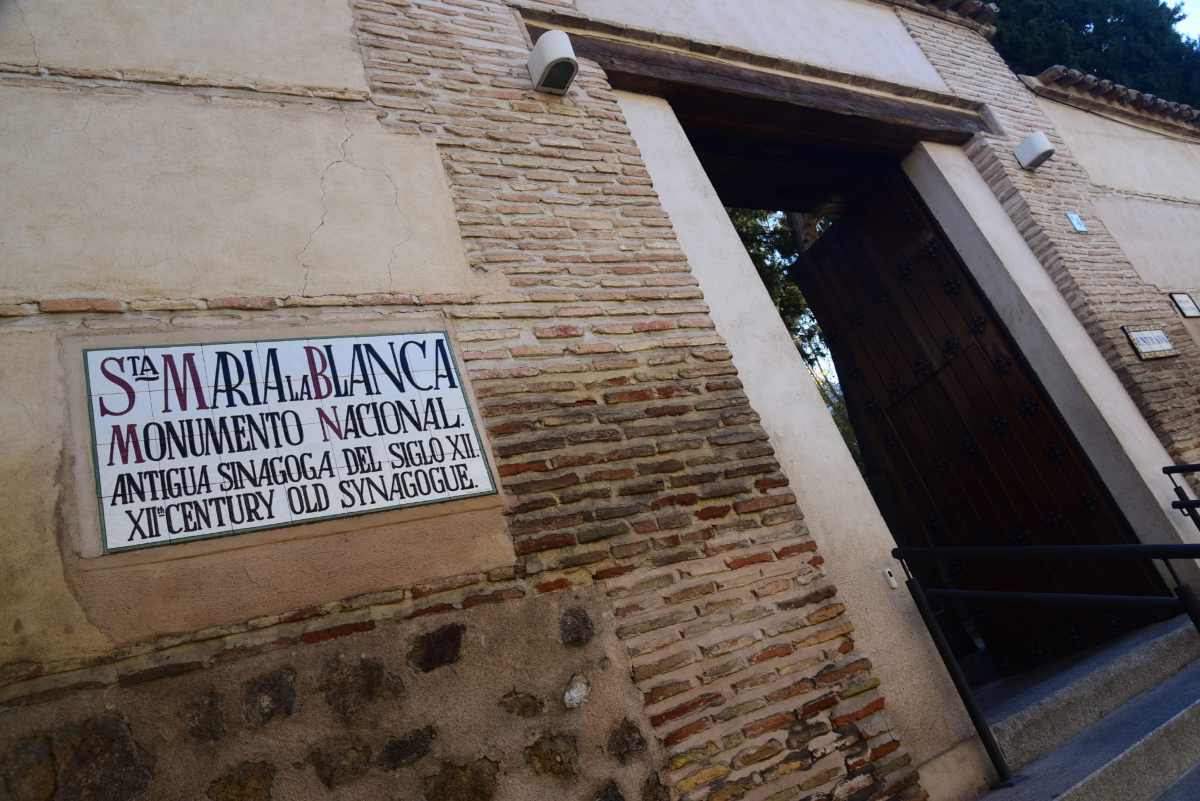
(1171, 292, 1200, 318)
(85, 332, 495, 552)
(1121, 325, 1178, 360)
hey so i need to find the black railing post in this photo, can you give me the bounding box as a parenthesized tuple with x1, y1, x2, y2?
(1168, 480, 1200, 535)
(1175, 582, 1200, 637)
(905, 576, 1014, 787)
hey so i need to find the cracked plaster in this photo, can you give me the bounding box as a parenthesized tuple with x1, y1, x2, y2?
(0, 0, 368, 96)
(0, 84, 493, 302)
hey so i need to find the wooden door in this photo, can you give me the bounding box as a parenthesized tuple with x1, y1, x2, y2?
(794, 173, 1170, 675)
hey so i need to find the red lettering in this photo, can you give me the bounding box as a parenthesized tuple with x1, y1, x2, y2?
(305, 346, 333, 400)
(316, 406, 342, 442)
(160, 352, 210, 413)
(107, 424, 144, 466)
(97, 357, 136, 417)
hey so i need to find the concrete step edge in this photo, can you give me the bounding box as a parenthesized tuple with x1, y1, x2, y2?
(1154, 760, 1200, 801)
(977, 660, 1200, 801)
(1060, 695, 1200, 801)
(991, 619, 1200, 769)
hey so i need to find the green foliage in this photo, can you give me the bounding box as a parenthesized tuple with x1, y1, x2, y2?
(725, 209, 826, 365)
(994, 0, 1200, 106)
(726, 209, 862, 467)
(723, 1, 1200, 471)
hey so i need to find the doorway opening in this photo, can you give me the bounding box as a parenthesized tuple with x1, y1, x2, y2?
(680, 116, 1174, 689)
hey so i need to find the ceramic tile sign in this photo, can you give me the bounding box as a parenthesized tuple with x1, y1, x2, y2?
(84, 332, 495, 552)
(1121, 325, 1178, 361)
(1171, 292, 1200, 318)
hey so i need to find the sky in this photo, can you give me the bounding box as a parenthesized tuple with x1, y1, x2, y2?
(1179, 0, 1200, 39)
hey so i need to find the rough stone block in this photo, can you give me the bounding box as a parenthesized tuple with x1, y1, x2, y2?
(55, 714, 156, 801)
(559, 607, 596, 647)
(525, 733, 579, 777)
(424, 758, 499, 801)
(595, 780, 626, 801)
(183, 689, 226, 743)
(407, 624, 465, 673)
(242, 668, 297, 727)
(378, 726, 436, 770)
(0, 736, 56, 801)
(306, 738, 371, 789)
(641, 773, 670, 801)
(319, 655, 403, 721)
(606, 718, 647, 765)
(499, 690, 545, 718)
(206, 761, 275, 801)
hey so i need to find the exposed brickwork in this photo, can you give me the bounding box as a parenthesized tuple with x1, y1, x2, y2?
(898, 7, 1200, 468)
(349, 2, 922, 797)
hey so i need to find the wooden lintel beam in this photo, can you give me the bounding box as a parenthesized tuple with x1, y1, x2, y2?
(529, 26, 989, 146)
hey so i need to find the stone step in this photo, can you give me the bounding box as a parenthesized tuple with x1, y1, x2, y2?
(1155, 762, 1200, 801)
(978, 657, 1200, 801)
(984, 615, 1200, 770)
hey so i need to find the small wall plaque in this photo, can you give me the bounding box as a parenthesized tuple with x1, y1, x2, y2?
(1066, 211, 1088, 233)
(1122, 326, 1178, 360)
(1171, 292, 1200, 318)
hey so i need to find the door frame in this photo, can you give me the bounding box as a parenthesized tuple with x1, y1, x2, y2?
(518, 7, 1198, 583)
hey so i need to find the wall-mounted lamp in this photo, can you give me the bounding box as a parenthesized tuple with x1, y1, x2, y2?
(528, 30, 578, 95)
(1014, 130, 1055, 170)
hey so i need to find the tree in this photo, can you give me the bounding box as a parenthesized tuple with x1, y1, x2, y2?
(994, 0, 1200, 107)
(725, 210, 824, 365)
(726, 1, 1200, 469)
(726, 209, 862, 466)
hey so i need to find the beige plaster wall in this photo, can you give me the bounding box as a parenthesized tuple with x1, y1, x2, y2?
(0, 330, 113, 666)
(1092, 195, 1200, 290)
(1036, 97, 1200, 201)
(575, 0, 949, 92)
(0, 315, 515, 666)
(0, 0, 368, 95)
(1036, 97, 1200, 291)
(616, 91, 983, 800)
(0, 85, 495, 302)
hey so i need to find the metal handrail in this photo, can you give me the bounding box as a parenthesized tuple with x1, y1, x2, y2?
(1163, 465, 1200, 530)
(894, 543, 1200, 560)
(890, 540, 1200, 789)
(924, 588, 1183, 608)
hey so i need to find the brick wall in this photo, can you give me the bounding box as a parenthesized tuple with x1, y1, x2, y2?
(351, 1, 925, 796)
(897, 8, 1200, 467)
(0, 0, 930, 799)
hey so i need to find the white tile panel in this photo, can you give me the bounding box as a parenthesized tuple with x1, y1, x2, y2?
(85, 331, 496, 552)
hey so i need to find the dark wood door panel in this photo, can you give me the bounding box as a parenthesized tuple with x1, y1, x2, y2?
(794, 171, 1169, 672)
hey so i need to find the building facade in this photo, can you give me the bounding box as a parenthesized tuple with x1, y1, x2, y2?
(2, 1, 1200, 800)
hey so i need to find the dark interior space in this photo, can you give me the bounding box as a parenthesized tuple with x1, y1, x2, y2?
(672, 100, 1174, 688)
(666, 94, 906, 214)
(531, 17, 1179, 689)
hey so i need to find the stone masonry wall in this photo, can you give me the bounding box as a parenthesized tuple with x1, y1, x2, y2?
(896, 8, 1200, 468)
(1, 592, 662, 801)
(0, 0, 930, 799)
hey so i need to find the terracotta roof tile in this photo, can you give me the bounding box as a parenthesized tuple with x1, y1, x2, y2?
(1033, 65, 1200, 131)
(916, 0, 999, 24)
(886, 0, 1000, 31)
